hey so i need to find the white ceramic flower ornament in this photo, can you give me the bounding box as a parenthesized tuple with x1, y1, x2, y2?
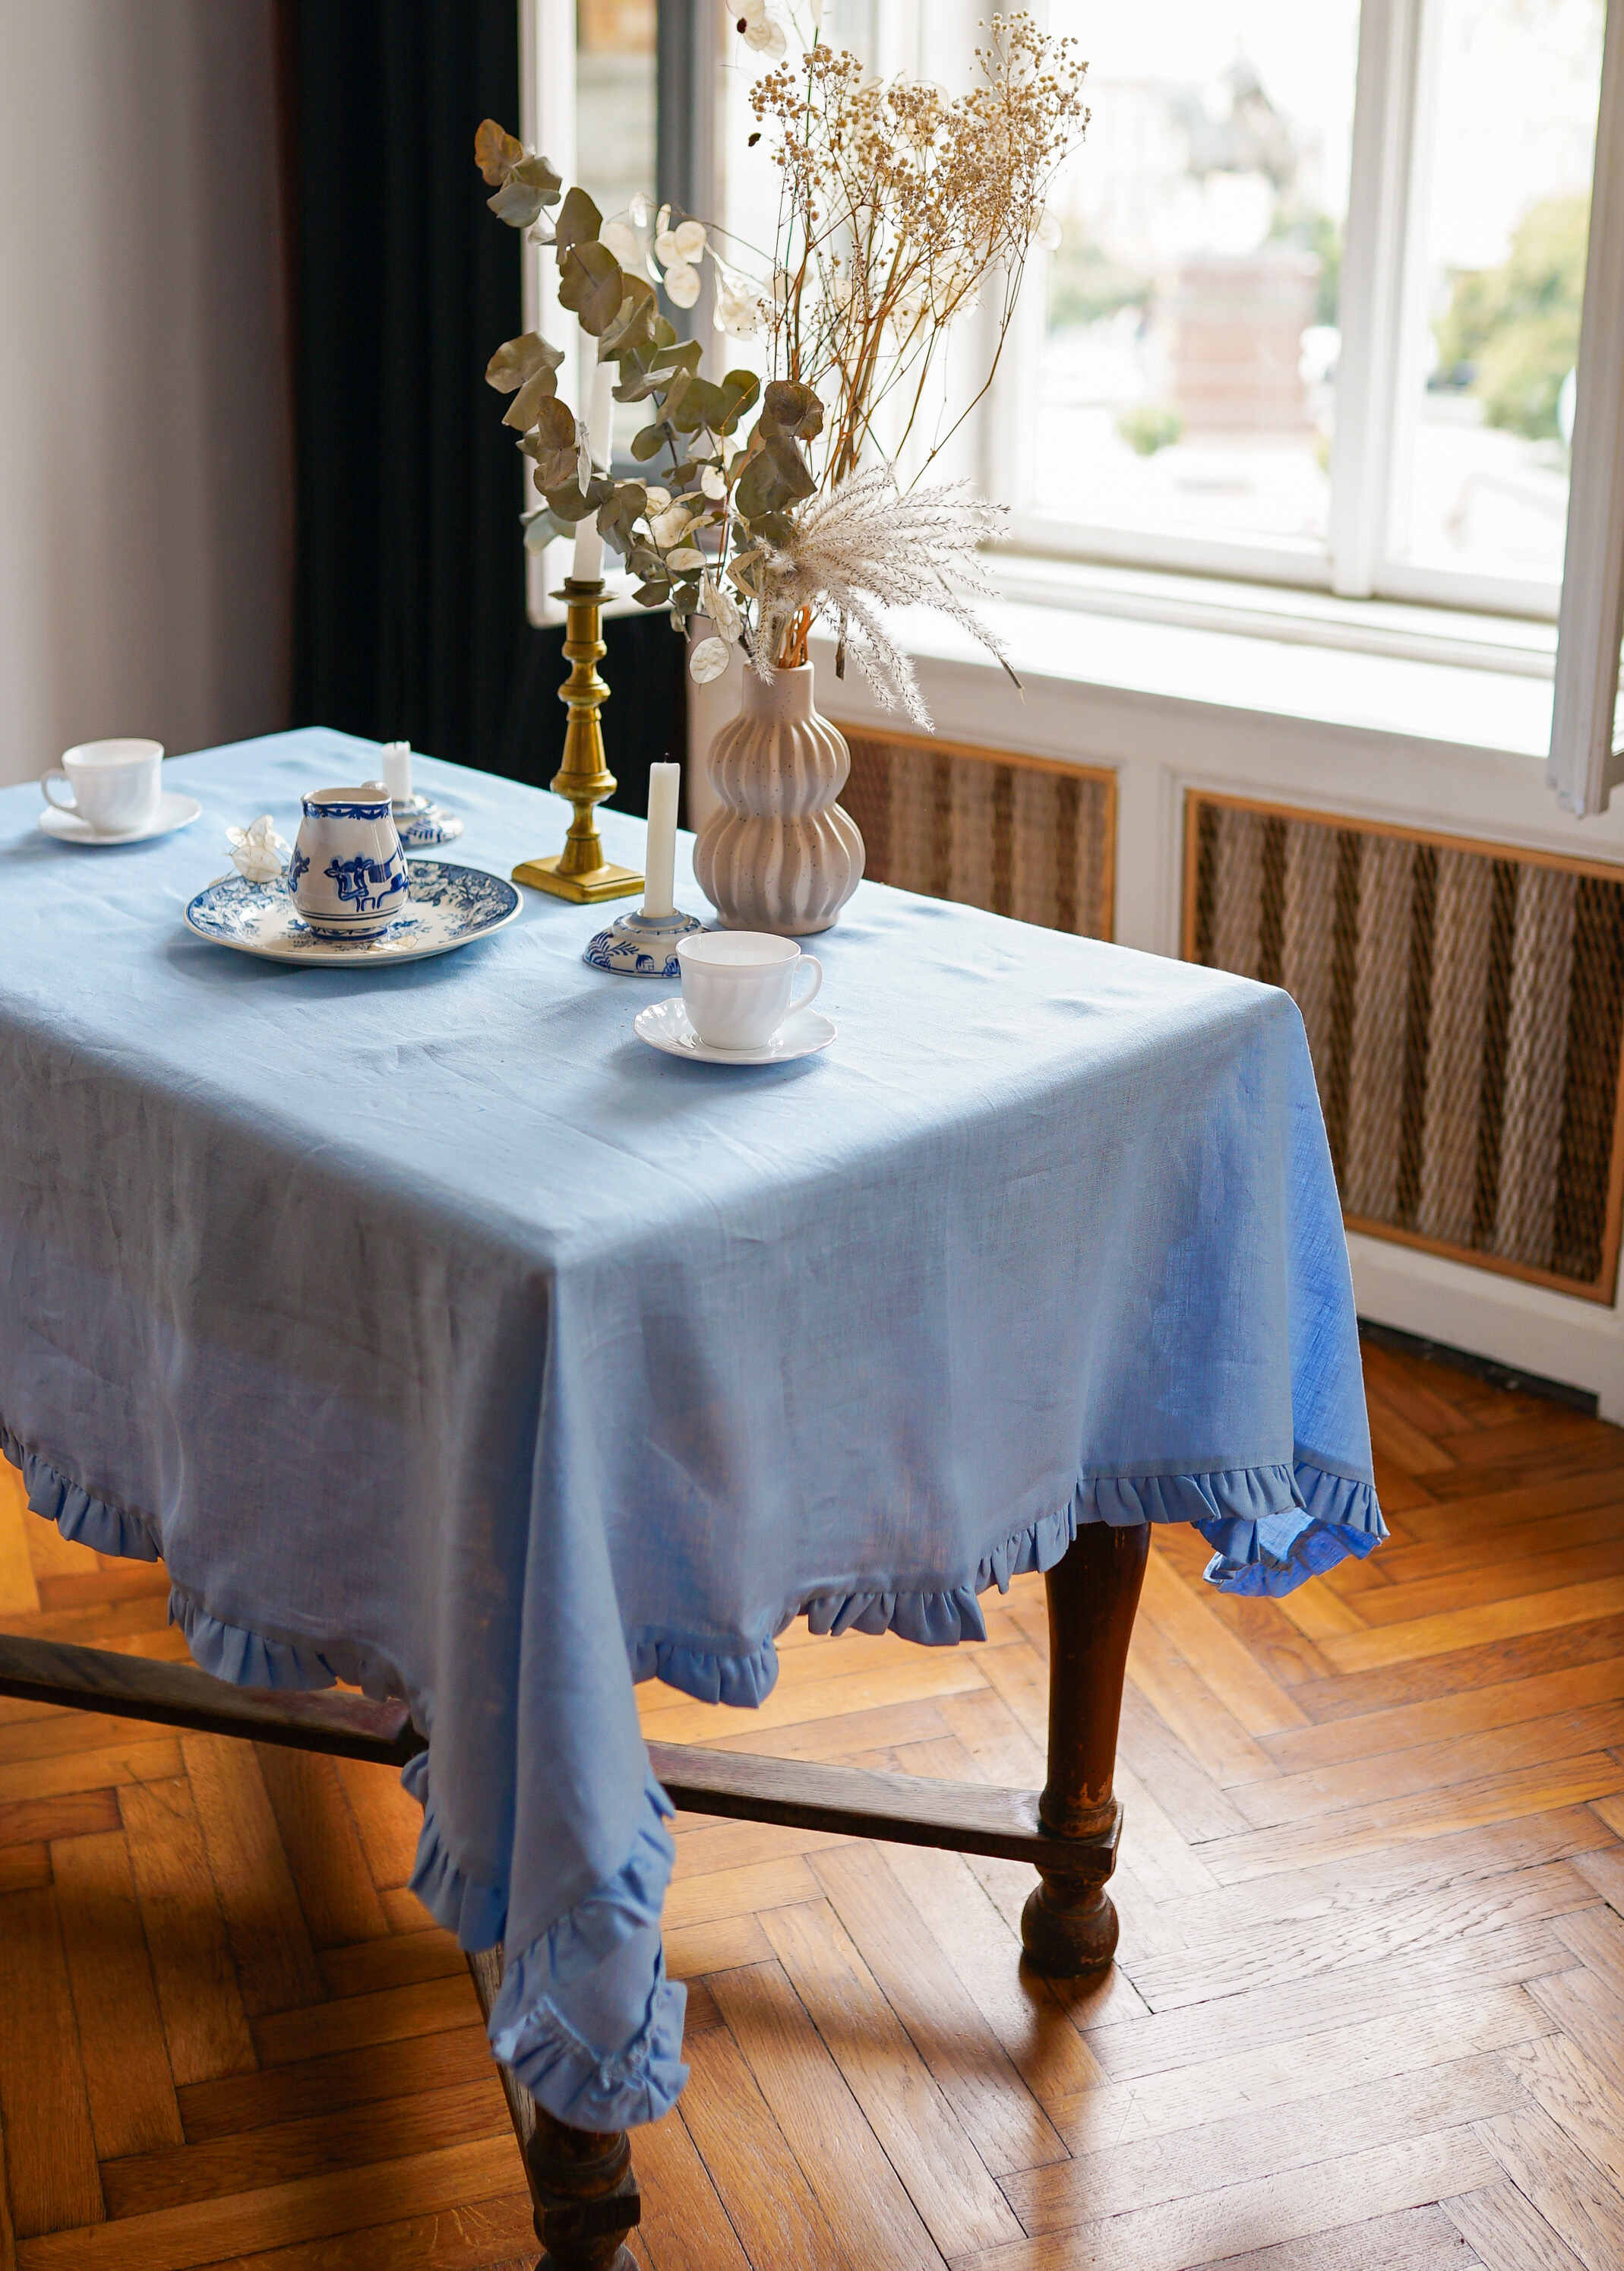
(226, 814, 290, 883)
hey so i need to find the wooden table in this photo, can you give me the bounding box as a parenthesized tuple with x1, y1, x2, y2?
(0, 1520, 1148, 2271)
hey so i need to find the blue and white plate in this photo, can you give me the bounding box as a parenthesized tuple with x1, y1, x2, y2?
(185, 861, 520, 966)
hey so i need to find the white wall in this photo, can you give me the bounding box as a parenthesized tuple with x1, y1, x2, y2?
(0, 0, 292, 787)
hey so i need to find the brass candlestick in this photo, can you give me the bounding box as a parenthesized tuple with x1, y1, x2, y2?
(511, 579, 643, 903)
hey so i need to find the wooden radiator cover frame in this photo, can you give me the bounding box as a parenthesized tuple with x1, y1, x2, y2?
(842, 728, 1117, 942)
(1182, 789, 1624, 1305)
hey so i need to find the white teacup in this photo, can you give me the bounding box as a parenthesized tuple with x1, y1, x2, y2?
(678, 931, 823, 1050)
(42, 739, 164, 834)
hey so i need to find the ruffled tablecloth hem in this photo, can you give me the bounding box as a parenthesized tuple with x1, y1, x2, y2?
(170, 1586, 408, 1701)
(2, 1420, 163, 1563)
(1083, 1460, 1387, 1599)
(488, 1948, 689, 2130)
(628, 1457, 1385, 1703)
(2, 1415, 693, 2127)
(3, 1416, 1384, 1703)
(405, 1752, 690, 2127)
(2, 1419, 1377, 2124)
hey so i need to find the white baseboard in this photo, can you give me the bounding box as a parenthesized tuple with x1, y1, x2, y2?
(1348, 1231, 1624, 1422)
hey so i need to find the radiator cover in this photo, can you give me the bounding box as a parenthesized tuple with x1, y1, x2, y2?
(1185, 792, 1624, 1303)
(842, 731, 1116, 941)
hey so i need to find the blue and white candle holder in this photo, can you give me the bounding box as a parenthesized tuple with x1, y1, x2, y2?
(379, 742, 463, 853)
(393, 793, 465, 852)
(584, 906, 704, 978)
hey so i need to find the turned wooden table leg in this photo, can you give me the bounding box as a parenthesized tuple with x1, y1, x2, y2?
(1020, 1520, 1150, 1976)
(523, 2105, 640, 2271)
(465, 1948, 640, 2270)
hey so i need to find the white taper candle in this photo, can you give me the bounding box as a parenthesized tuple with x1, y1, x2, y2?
(381, 741, 413, 802)
(642, 761, 681, 919)
(570, 357, 616, 584)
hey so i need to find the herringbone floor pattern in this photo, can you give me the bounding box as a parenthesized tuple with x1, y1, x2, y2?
(2, 1340, 1622, 2269)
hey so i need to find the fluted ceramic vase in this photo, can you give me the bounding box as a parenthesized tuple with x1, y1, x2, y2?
(693, 663, 864, 936)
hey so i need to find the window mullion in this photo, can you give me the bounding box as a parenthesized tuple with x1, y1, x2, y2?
(658, 6, 719, 346)
(1329, 0, 1427, 599)
(520, 0, 576, 628)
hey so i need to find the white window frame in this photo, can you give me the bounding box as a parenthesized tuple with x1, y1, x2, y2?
(984, 0, 1617, 625)
(520, 0, 708, 627)
(519, 0, 577, 627)
(1550, 0, 1624, 814)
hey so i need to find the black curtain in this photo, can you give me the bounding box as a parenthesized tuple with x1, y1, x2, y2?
(284, 0, 684, 814)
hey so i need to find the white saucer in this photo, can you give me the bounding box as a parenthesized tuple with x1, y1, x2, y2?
(634, 996, 836, 1064)
(39, 790, 201, 846)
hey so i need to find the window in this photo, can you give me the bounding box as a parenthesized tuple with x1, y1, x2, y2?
(524, 0, 1624, 811)
(988, 0, 1606, 619)
(1396, 0, 1600, 593)
(1009, 5, 1360, 571)
(519, 2, 660, 618)
(572, 2, 657, 224)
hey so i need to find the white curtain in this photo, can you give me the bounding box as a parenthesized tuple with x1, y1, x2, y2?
(0, 0, 293, 787)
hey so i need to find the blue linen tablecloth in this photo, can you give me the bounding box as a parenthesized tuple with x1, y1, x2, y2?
(0, 728, 1382, 2126)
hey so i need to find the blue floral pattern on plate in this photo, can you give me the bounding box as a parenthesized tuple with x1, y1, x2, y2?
(185, 861, 521, 966)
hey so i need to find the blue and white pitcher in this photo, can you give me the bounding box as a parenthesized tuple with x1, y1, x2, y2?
(288, 783, 409, 940)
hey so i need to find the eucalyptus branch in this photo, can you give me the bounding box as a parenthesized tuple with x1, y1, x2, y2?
(474, 8, 1086, 720)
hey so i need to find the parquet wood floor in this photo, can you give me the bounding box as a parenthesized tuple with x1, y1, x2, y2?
(2, 1340, 1622, 2269)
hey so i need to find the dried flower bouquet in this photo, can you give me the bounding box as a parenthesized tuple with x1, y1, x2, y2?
(476, 9, 1087, 727)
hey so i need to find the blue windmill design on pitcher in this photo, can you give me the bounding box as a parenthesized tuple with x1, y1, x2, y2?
(324, 848, 407, 916)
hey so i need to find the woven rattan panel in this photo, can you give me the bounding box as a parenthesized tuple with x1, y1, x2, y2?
(1185, 792, 1624, 1302)
(842, 732, 1115, 939)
